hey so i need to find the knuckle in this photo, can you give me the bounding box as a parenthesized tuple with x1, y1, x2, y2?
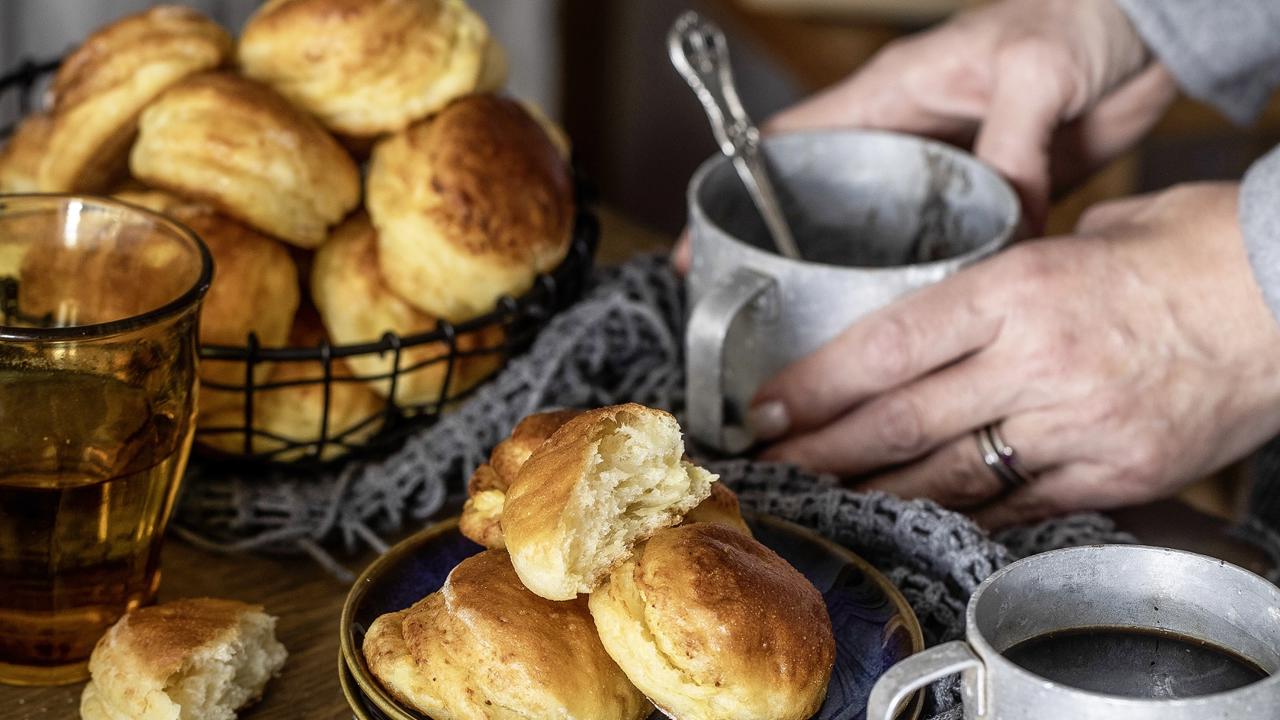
(1022, 320, 1081, 379)
(874, 394, 928, 457)
(999, 34, 1069, 67)
(1000, 246, 1058, 297)
(873, 38, 915, 67)
(1120, 437, 1163, 482)
(1076, 202, 1113, 233)
(1081, 394, 1124, 429)
(998, 34, 1078, 85)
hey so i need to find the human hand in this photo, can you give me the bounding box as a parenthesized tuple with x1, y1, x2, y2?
(671, 0, 1176, 274)
(751, 183, 1280, 527)
(770, 0, 1174, 227)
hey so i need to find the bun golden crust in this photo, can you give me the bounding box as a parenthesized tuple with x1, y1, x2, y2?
(183, 204, 302, 419)
(238, 0, 496, 137)
(170, 203, 300, 352)
(457, 487, 506, 550)
(488, 408, 584, 489)
(501, 404, 715, 600)
(683, 481, 752, 535)
(589, 524, 835, 720)
(40, 6, 231, 192)
(111, 189, 186, 214)
(460, 408, 582, 549)
(111, 190, 301, 417)
(197, 309, 383, 461)
(367, 94, 574, 321)
(80, 598, 286, 720)
(461, 408, 748, 549)
(0, 113, 53, 192)
(364, 550, 651, 720)
(478, 38, 509, 92)
(130, 72, 360, 248)
(311, 213, 502, 406)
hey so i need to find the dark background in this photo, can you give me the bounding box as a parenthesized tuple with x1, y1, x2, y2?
(3, 0, 1279, 244)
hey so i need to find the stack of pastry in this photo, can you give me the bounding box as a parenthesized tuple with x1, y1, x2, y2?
(0, 1, 574, 461)
(367, 404, 837, 720)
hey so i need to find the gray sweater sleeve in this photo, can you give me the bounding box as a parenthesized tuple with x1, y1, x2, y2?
(1242, 147, 1280, 321)
(1115, 0, 1280, 125)
(1116, 0, 1280, 323)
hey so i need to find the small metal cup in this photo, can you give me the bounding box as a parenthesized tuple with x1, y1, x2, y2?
(868, 545, 1280, 719)
(685, 129, 1020, 452)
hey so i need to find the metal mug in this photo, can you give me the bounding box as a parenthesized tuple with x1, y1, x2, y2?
(868, 545, 1280, 719)
(685, 129, 1021, 452)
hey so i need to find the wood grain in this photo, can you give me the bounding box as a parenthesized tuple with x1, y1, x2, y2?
(4, 535, 377, 720)
(2, 499, 1270, 720)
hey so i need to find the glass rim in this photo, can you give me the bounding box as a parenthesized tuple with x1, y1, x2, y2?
(0, 193, 213, 341)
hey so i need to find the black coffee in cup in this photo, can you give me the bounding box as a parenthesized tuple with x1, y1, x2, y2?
(1005, 627, 1268, 699)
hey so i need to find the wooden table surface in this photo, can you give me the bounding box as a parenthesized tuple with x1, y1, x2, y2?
(7, 502, 1269, 720)
(2, 212, 1274, 719)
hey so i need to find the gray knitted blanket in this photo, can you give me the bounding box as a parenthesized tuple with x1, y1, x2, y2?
(177, 256, 1150, 718)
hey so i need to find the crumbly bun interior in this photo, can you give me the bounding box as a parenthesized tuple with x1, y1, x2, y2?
(502, 404, 715, 600)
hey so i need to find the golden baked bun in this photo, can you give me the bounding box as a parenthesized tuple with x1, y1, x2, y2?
(113, 190, 300, 418)
(183, 205, 301, 414)
(485, 408, 585, 490)
(112, 189, 186, 214)
(590, 523, 835, 720)
(39, 6, 232, 192)
(79, 597, 286, 720)
(197, 309, 384, 461)
(478, 37, 509, 93)
(461, 408, 747, 549)
(311, 213, 502, 407)
(174, 203, 298, 354)
(501, 404, 715, 600)
(367, 94, 574, 322)
(683, 481, 752, 535)
(238, 0, 498, 137)
(460, 408, 582, 548)
(130, 72, 360, 248)
(364, 549, 651, 720)
(0, 113, 52, 192)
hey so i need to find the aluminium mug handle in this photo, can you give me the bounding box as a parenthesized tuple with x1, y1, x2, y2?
(685, 268, 776, 452)
(867, 641, 986, 720)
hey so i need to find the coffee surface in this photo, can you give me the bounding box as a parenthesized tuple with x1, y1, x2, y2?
(1005, 627, 1268, 699)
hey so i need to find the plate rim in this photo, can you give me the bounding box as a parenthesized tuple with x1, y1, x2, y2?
(340, 650, 377, 720)
(339, 512, 925, 720)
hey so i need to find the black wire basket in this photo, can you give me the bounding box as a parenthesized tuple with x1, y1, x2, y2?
(0, 57, 598, 468)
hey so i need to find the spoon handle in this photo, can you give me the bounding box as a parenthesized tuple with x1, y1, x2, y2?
(669, 11, 802, 261)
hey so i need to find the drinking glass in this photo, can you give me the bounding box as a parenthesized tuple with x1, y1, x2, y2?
(0, 195, 211, 685)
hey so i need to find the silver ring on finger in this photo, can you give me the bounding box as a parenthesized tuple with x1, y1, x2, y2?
(975, 422, 1034, 491)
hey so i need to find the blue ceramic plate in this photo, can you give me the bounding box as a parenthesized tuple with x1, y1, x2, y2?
(340, 514, 923, 720)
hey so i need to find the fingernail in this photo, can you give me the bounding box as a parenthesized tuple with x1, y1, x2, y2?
(747, 400, 790, 441)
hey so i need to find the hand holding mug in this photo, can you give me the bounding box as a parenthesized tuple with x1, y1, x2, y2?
(770, 0, 1175, 226)
(673, 0, 1179, 273)
(754, 183, 1280, 527)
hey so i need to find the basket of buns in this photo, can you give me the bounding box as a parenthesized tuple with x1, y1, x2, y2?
(0, 2, 596, 466)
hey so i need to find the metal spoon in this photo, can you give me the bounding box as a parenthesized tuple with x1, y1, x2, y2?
(669, 11, 803, 261)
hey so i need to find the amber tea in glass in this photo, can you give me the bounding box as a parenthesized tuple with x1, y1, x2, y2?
(0, 195, 210, 685)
